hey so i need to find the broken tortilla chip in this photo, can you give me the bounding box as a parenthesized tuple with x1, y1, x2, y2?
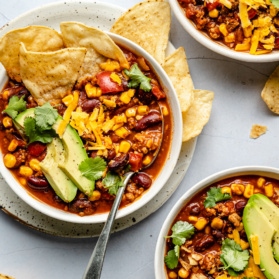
(60, 21, 129, 85)
(250, 124, 267, 139)
(19, 43, 86, 106)
(182, 89, 214, 142)
(0, 25, 64, 82)
(261, 65, 279, 114)
(110, 1, 170, 65)
(163, 47, 194, 113)
(0, 274, 15, 279)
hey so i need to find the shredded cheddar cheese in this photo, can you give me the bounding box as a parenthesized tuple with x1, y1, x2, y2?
(250, 235, 260, 265)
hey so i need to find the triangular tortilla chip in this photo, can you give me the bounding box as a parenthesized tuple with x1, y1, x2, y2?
(164, 47, 194, 113)
(261, 65, 279, 114)
(19, 43, 86, 106)
(110, 1, 171, 65)
(60, 21, 129, 85)
(0, 26, 64, 82)
(182, 89, 214, 142)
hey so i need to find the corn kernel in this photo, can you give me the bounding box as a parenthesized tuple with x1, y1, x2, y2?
(188, 215, 198, 222)
(178, 268, 190, 279)
(194, 217, 208, 230)
(232, 229, 240, 245)
(205, 225, 211, 234)
(125, 107, 137, 117)
(115, 127, 130, 138)
(221, 186, 231, 196)
(100, 59, 120, 71)
(114, 113, 127, 124)
(119, 140, 131, 153)
(224, 33, 235, 43)
(18, 177, 27, 186)
(4, 154, 17, 168)
(211, 217, 224, 230)
(137, 105, 149, 115)
(19, 165, 33, 177)
(103, 99, 116, 108)
(231, 183, 245, 195)
(219, 23, 228, 36)
(29, 159, 41, 172)
(168, 271, 178, 279)
(244, 183, 254, 198)
(161, 104, 169, 116)
(112, 123, 124, 131)
(8, 139, 19, 152)
(264, 183, 274, 197)
(2, 90, 10, 100)
(85, 83, 102, 98)
(142, 154, 152, 166)
(62, 94, 74, 106)
(3, 116, 13, 128)
(240, 239, 250, 250)
(209, 8, 219, 18)
(102, 119, 115, 133)
(257, 177, 265, 187)
(89, 190, 101, 201)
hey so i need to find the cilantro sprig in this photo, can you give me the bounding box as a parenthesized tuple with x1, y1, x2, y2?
(24, 103, 58, 144)
(164, 221, 195, 269)
(3, 95, 26, 119)
(204, 187, 231, 208)
(220, 238, 249, 276)
(103, 171, 124, 195)
(79, 157, 107, 181)
(271, 0, 279, 8)
(124, 63, 152, 92)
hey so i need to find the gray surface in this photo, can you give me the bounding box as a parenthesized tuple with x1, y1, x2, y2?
(0, 0, 278, 278)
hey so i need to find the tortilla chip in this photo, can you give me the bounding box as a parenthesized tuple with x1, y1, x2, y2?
(19, 43, 86, 106)
(163, 47, 194, 113)
(0, 26, 64, 82)
(110, 1, 171, 65)
(60, 21, 129, 85)
(0, 274, 15, 279)
(182, 89, 214, 142)
(261, 65, 279, 114)
(250, 124, 267, 139)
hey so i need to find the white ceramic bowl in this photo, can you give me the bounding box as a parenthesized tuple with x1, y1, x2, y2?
(169, 0, 279, 63)
(0, 31, 182, 224)
(155, 165, 279, 278)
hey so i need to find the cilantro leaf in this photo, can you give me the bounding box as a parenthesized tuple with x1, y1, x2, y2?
(24, 117, 56, 144)
(164, 246, 180, 269)
(166, 221, 195, 246)
(220, 238, 249, 274)
(271, 0, 279, 8)
(124, 63, 151, 92)
(204, 187, 231, 208)
(103, 171, 123, 195)
(79, 157, 107, 181)
(3, 95, 26, 119)
(35, 103, 58, 131)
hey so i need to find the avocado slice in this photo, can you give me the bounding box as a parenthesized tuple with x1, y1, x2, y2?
(243, 194, 279, 279)
(14, 108, 95, 197)
(40, 138, 77, 202)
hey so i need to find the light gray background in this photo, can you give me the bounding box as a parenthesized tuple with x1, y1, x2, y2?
(0, 0, 278, 278)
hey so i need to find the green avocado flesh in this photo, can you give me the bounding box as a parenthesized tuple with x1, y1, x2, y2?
(14, 108, 94, 199)
(243, 193, 279, 279)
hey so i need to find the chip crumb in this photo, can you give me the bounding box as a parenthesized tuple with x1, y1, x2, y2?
(250, 124, 267, 139)
(0, 274, 15, 279)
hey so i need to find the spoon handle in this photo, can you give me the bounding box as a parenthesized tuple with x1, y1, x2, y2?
(82, 172, 134, 279)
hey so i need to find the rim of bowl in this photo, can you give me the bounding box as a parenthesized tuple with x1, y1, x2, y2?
(168, 0, 279, 63)
(154, 165, 279, 279)
(0, 32, 183, 224)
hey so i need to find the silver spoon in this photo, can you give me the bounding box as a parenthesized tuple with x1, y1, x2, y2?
(82, 105, 164, 279)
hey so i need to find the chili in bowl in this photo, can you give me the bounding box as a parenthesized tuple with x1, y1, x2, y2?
(169, 0, 279, 62)
(0, 24, 182, 224)
(155, 166, 279, 279)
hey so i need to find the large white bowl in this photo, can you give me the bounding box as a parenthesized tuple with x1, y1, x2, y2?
(0, 30, 182, 224)
(169, 0, 279, 63)
(155, 165, 279, 278)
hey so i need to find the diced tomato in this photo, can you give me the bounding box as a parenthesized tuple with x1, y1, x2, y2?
(27, 142, 47, 157)
(206, 1, 219, 11)
(248, 8, 257, 19)
(96, 71, 124, 94)
(151, 84, 166, 100)
(129, 152, 143, 172)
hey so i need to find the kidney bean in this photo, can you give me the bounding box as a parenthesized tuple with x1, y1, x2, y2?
(212, 230, 225, 241)
(131, 172, 152, 189)
(235, 200, 247, 214)
(136, 89, 155, 105)
(69, 199, 95, 214)
(194, 234, 214, 252)
(81, 99, 101, 113)
(187, 202, 200, 215)
(27, 142, 47, 157)
(107, 149, 116, 161)
(134, 111, 162, 131)
(27, 176, 49, 190)
(108, 153, 129, 171)
(7, 86, 29, 99)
